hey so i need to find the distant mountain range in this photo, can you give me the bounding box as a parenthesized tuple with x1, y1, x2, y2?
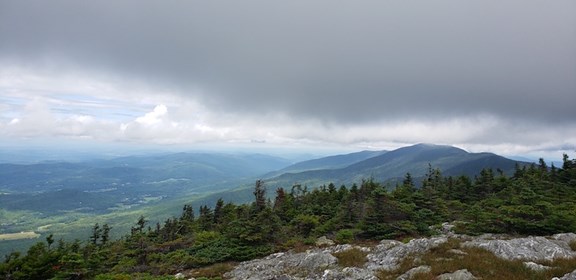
(0, 143, 532, 257)
(0, 144, 531, 214)
(263, 150, 386, 178)
(261, 143, 529, 189)
(0, 152, 291, 214)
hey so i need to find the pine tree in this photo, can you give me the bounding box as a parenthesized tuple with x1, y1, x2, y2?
(90, 223, 102, 245)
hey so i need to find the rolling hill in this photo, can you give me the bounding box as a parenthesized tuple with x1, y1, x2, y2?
(263, 150, 386, 177)
(0, 151, 293, 255)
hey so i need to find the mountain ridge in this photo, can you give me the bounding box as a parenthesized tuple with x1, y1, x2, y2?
(262, 143, 528, 188)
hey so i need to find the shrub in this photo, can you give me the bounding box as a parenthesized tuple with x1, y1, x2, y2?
(188, 238, 272, 266)
(335, 229, 356, 244)
(195, 231, 222, 245)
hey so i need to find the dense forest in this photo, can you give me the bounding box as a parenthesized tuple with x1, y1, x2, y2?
(1, 155, 575, 280)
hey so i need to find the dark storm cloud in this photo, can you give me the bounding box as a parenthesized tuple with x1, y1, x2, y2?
(1, 0, 575, 124)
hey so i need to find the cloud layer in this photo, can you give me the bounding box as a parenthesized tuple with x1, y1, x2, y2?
(0, 1, 575, 158)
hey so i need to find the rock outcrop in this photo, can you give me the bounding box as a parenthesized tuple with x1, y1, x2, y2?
(366, 237, 447, 271)
(396, 265, 431, 280)
(462, 234, 576, 261)
(436, 269, 477, 280)
(224, 233, 576, 280)
(224, 250, 337, 280)
(316, 236, 335, 247)
(553, 269, 576, 280)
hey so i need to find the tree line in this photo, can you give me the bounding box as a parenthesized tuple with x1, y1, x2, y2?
(1, 155, 575, 279)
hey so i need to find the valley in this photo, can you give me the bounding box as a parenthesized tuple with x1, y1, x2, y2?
(0, 144, 531, 256)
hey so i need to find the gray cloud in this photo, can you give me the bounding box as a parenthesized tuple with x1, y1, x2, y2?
(0, 1, 575, 152)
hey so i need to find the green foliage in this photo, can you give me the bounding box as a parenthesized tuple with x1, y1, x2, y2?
(335, 229, 357, 244)
(188, 238, 272, 266)
(291, 214, 320, 237)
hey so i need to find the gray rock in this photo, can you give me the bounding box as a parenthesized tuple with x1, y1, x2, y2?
(367, 237, 448, 271)
(225, 233, 576, 280)
(396, 265, 431, 280)
(553, 269, 576, 280)
(326, 244, 370, 254)
(320, 267, 377, 280)
(552, 233, 576, 244)
(225, 249, 338, 280)
(316, 236, 335, 247)
(432, 222, 457, 236)
(462, 236, 576, 261)
(435, 269, 477, 280)
(523, 261, 550, 271)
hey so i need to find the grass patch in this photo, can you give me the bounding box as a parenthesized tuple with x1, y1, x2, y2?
(569, 240, 576, 251)
(188, 262, 236, 279)
(333, 248, 368, 268)
(376, 238, 576, 280)
(0, 231, 40, 241)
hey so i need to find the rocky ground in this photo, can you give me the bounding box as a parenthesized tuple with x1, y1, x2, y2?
(220, 231, 576, 280)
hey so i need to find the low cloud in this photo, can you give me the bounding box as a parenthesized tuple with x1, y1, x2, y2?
(0, 1, 574, 160)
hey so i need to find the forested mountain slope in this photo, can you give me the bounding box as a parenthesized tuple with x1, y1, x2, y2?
(265, 143, 527, 188)
(264, 150, 386, 177)
(1, 151, 574, 279)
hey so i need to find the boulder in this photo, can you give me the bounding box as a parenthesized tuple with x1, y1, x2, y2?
(316, 236, 335, 247)
(367, 237, 448, 271)
(552, 233, 576, 244)
(396, 265, 431, 280)
(435, 269, 477, 280)
(224, 249, 337, 280)
(321, 267, 378, 280)
(326, 244, 371, 254)
(523, 261, 550, 271)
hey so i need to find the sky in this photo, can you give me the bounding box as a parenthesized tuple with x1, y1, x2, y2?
(0, 0, 575, 160)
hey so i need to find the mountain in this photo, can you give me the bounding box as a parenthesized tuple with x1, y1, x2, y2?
(263, 150, 386, 178)
(263, 143, 528, 188)
(0, 145, 529, 257)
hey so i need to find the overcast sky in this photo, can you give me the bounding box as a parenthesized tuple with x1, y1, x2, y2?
(0, 0, 575, 160)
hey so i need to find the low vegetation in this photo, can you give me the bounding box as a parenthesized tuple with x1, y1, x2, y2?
(1, 154, 575, 279)
(570, 240, 576, 251)
(0, 231, 40, 241)
(333, 248, 368, 268)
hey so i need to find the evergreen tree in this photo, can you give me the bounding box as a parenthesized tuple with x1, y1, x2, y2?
(253, 180, 267, 213)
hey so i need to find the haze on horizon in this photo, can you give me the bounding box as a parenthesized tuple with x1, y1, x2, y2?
(0, 1, 575, 161)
